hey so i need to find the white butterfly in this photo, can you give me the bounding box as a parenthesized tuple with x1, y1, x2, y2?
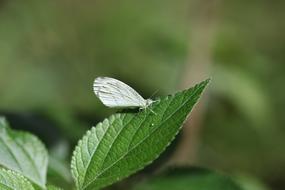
(93, 77, 154, 110)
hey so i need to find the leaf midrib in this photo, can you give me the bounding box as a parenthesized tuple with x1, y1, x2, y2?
(14, 138, 43, 186)
(82, 84, 203, 189)
(0, 132, 44, 188)
(0, 136, 23, 172)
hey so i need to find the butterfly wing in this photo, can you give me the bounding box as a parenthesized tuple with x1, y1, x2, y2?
(93, 77, 146, 108)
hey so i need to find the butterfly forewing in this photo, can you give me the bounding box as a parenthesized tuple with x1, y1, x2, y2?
(93, 77, 146, 108)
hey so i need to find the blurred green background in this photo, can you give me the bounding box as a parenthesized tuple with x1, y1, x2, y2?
(0, 0, 284, 189)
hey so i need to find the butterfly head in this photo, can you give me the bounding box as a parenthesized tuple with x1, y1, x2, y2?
(145, 99, 154, 107)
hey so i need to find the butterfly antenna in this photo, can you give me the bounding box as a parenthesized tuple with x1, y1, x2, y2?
(149, 89, 160, 100)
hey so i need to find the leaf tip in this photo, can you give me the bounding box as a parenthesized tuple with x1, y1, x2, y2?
(202, 78, 211, 86)
(195, 78, 211, 94)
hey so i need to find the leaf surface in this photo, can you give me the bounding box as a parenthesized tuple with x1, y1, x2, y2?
(71, 79, 209, 190)
(0, 118, 48, 188)
(47, 185, 63, 190)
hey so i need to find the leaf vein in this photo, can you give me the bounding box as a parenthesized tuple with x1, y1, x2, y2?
(83, 84, 204, 189)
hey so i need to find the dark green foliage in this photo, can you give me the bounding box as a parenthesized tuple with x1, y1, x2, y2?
(135, 167, 242, 190)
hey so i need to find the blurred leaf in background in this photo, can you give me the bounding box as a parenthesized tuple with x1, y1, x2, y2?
(0, 117, 48, 189)
(135, 167, 242, 190)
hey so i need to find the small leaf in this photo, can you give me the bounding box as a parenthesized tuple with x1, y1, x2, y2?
(0, 168, 35, 190)
(71, 79, 209, 190)
(0, 117, 48, 188)
(135, 167, 242, 190)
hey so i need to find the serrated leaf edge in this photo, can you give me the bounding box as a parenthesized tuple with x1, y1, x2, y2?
(0, 168, 35, 189)
(71, 79, 210, 190)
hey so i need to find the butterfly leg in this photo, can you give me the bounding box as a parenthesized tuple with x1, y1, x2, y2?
(139, 106, 156, 115)
(148, 107, 157, 115)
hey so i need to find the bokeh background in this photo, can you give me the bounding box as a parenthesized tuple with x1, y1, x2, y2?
(0, 0, 284, 189)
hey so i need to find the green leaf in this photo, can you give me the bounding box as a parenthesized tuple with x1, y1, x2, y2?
(71, 79, 209, 190)
(0, 168, 35, 190)
(0, 118, 48, 188)
(47, 185, 63, 190)
(135, 167, 242, 190)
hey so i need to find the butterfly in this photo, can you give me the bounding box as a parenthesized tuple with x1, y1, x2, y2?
(93, 77, 155, 110)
